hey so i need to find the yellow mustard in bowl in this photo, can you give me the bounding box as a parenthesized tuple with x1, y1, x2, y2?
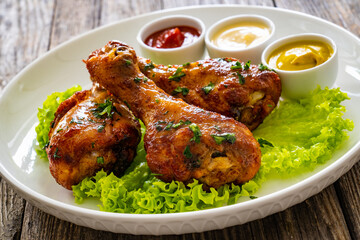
(211, 21, 271, 50)
(267, 40, 333, 71)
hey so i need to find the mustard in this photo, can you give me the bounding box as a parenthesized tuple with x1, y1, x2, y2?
(211, 21, 271, 50)
(268, 40, 333, 71)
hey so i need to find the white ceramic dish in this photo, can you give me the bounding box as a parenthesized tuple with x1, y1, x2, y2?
(0, 5, 359, 235)
(206, 14, 275, 64)
(137, 15, 206, 65)
(262, 33, 338, 99)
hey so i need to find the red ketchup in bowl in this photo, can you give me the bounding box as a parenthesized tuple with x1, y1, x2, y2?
(144, 26, 201, 49)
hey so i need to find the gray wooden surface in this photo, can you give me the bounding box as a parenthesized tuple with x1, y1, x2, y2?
(0, 0, 359, 239)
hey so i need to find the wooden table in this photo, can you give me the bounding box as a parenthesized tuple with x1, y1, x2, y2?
(1, 0, 359, 239)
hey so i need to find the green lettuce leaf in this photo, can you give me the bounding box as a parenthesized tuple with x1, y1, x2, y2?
(36, 85, 353, 214)
(35, 85, 82, 160)
(253, 86, 354, 184)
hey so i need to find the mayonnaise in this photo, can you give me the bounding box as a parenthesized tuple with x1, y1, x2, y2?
(211, 22, 271, 50)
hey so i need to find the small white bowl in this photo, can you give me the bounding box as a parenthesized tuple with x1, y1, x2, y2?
(205, 15, 275, 64)
(261, 33, 338, 99)
(137, 15, 206, 65)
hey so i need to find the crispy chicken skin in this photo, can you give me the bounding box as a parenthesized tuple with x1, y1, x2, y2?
(46, 84, 141, 189)
(85, 41, 261, 188)
(138, 57, 281, 130)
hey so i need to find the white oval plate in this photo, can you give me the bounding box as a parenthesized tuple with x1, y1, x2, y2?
(0, 5, 359, 235)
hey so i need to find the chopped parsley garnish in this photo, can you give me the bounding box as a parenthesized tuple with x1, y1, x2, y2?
(124, 101, 131, 109)
(134, 77, 142, 83)
(155, 99, 159, 103)
(189, 123, 202, 143)
(97, 156, 104, 164)
(202, 82, 215, 95)
(197, 63, 202, 66)
(230, 61, 242, 70)
(168, 67, 186, 82)
(56, 128, 63, 133)
(184, 120, 192, 125)
(53, 147, 61, 159)
(214, 125, 221, 132)
(183, 145, 193, 159)
(258, 63, 269, 71)
(92, 99, 115, 119)
(237, 72, 245, 85)
(219, 57, 233, 62)
(211, 133, 236, 145)
(183, 62, 190, 67)
(88, 118, 96, 123)
(144, 62, 155, 71)
(173, 119, 191, 129)
(172, 86, 189, 96)
(250, 196, 258, 199)
(152, 73, 155, 77)
(163, 111, 169, 115)
(244, 60, 251, 70)
(155, 120, 191, 131)
(155, 120, 166, 131)
(69, 118, 83, 124)
(97, 124, 105, 132)
(125, 59, 132, 66)
(257, 138, 274, 148)
(91, 142, 95, 148)
(164, 121, 174, 131)
(267, 104, 273, 108)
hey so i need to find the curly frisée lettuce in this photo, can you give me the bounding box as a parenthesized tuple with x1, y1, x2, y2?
(72, 121, 252, 213)
(35, 85, 82, 160)
(252, 86, 354, 182)
(36, 85, 353, 214)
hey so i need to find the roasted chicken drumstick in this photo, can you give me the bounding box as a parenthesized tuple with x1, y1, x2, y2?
(46, 84, 141, 189)
(85, 41, 261, 188)
(138, 57, 281, 131)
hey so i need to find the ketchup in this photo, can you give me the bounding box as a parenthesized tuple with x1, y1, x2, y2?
(145, 26, 201, 49)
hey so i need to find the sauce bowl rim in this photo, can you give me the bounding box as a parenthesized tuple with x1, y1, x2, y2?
(136, 14, 206, 53)
(205, 14, 276, 53)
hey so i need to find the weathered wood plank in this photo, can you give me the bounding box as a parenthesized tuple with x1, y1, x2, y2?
(0, 0, 55, 92)
(274, 0, 360, 37)
(0, 0, 54, 239)
(48, 0, 102, 47)
(335, 161, 360, 239)
(100, 0, 162, 25)
(274, 0, 360, 238)
(162, 0, 274, 8)
(0, 180, 26, 240)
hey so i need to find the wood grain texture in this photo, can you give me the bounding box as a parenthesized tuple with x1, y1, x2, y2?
(0, 0, 54, 92)
(0, 0, 359, 239)
(0, 181, 26, 240)
(48, 0, 102, 47)
(275, 0, 360, 37)
(100, 0, 162, 25)
(335, 161, 360, 239)
(273, 1, 360, 238)
(0, 0, 54, 239)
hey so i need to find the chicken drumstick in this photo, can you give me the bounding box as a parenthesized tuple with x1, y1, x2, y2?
(46, 84, 141, 189)
(138, 57, 281, 131)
